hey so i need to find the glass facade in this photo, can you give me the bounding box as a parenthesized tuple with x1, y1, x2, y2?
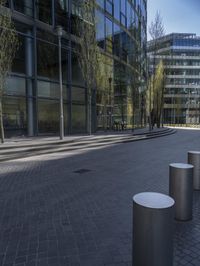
(3, 0, 147, 137)
(148, 33, 200, 125)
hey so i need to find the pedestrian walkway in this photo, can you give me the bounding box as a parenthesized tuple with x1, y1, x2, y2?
(1, 128, 199, 266)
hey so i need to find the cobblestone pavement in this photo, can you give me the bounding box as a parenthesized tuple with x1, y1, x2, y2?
(0, 129, 200, 266)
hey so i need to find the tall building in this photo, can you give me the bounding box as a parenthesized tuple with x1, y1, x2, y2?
(148, 33, 200, 125)
(3, 0, 147, 137)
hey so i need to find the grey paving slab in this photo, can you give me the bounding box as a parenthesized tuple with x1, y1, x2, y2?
(0, 129, 199, 265)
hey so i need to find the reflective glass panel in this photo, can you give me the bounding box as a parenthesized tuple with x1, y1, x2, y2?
(36, 0, 52, 24)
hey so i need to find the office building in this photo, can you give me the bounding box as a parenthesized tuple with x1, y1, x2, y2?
(3, 0, 147, 136)
(148, 33, 200, 125)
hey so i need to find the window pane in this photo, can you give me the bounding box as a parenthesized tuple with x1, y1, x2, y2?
(61, 49, 69, 83)
(72, 104, 86, 133)
(37, 41, 59, 81)
(36, 0, 52, 24)
(121, 0, 126, 15)
(12, 35, 26, 74)
(114, 23, 121, 57)
(6, 77, 26, 96)
(96, 0, 104, 8)
(72, 52, 84, 86)
(96, 10, 105, 49)
(106, 0, 113, 15)
(71, 87, 85, 103)
(3, 97, 27, 134)
(105, 17, 113, 53)
(38, 99, 59, 133)
(114, 0, 120, 21)
(55, 0, 69, 31)
(13, 0, 33, 16)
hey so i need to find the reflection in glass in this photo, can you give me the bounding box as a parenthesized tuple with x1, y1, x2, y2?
(6, 77, 26, 96)
(38, 81, 67, 100)
(96, 0, 104, 8)
(55, 0, 69, 30)
(72, 104, 86, 133)
(3, 97, 27, 133)
(105, 17, 113, 53)
(72, 52, 84, 86)
(13, 0, 33, 16)
(113, 23, 120, 57)
(71, 87, 85, 103)
(36, 0, 52, 24)
(12, 35, 26, 74)
(96, 10, 105, 49)
(37, 41, 59, 80)
(38, 99, 59, 133)
(106, 0, 113, 15)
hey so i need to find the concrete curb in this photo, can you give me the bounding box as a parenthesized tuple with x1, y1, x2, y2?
(0, 128, 176, 162)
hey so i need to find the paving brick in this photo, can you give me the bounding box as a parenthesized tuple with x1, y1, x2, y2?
(0, 129, 199, 265)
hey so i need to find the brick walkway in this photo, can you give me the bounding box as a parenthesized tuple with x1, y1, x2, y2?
(0, 128, 199, 265)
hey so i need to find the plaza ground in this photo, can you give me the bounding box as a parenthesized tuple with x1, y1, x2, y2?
(0, 128, 200, 265)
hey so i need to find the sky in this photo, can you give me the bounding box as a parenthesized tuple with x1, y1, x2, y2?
(147, 0, 200, 40)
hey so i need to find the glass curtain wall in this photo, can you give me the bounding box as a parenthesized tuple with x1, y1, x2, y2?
(96, 0, 147, 130)
(2, 0, 146, 137)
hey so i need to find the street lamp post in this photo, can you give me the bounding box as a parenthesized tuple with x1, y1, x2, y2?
(56, 26, 64, 140)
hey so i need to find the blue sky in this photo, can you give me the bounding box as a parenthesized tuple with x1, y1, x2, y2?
(147, 0, 200, 40)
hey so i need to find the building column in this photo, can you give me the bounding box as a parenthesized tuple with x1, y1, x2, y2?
(26, 31, 34, 136)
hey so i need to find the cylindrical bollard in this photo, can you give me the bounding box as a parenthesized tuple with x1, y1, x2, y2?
(188, 151, 200, 190)
(169, 163, 193, 221)
(133, 192, 174, 266)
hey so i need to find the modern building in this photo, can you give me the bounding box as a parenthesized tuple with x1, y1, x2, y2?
(3, 0, 147, 137)
(148, 33, 200, 125)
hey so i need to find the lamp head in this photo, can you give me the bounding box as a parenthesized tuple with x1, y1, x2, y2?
(56, 26, 63, 37)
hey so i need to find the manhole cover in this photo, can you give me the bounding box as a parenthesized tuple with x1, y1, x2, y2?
(73, 168, 91, 174)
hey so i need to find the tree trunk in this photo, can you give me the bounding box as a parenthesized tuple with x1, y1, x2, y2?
(0, 100, 5, 143)
(88, 95, 92, 135)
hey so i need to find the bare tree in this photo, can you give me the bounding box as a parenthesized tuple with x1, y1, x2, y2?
(0, 1, 19, 143)
(153, 60, 165, 127)
(146, 60, 165, 128)
(148, 11, 165, 128)
(149, 11, 165, 41)
(74, 0, 100, 135)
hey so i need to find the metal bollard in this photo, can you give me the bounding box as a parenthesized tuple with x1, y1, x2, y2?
(169, 163, 193, 221)
(132, 192, 174, 266)
(188, 151, 200, 190)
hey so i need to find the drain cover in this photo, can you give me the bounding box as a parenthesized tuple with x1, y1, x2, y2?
(73, 168, 91, 174)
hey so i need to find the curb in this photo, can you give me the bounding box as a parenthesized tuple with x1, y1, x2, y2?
(0, 128, 176, 162)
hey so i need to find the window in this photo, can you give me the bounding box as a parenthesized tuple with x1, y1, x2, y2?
(114, 0, 120, 21)
(106, 0, 113, 15)
(38, 81, 67, 100)
(113, 23, 121, 57)
(105, 17, 113, 53)
(12, 34, 33, 74)
(5, 77, 26, 96)
(72, 52, 84, 86)
(96, 0, 104, 9)
(3, 97, 27, 131)
(121, 0, 126, 15)
(37, 41, 59, 80)
(72, 87, 86, 103)
(55, 0, 69, 31)
(38, 99, 59, 133)
(13, 0, 33, 16)
(120, 13, 127, 27)
(72, 104, 86, 133)
(36, 0, 52, 24)
(96, 10, 105, 49)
